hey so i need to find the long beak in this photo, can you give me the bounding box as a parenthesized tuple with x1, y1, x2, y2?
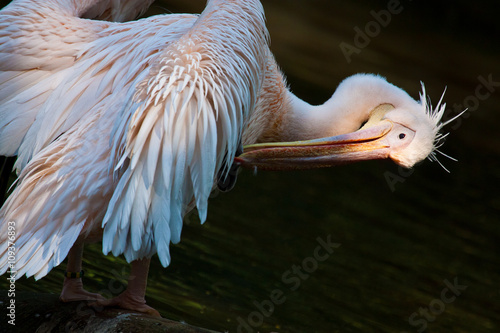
(234, 120, 393, 171)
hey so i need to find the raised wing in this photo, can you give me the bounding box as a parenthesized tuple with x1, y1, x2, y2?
(103, 0, 269, 266)
(0, 10, 198, 280)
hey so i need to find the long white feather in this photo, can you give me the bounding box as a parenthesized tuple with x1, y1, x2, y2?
(0, 0, 268, 281)
(103, 0, 269, 266)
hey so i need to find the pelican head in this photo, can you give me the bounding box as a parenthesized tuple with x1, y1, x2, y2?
(355, 85, 448, 169)
(236, 74, 452, 171)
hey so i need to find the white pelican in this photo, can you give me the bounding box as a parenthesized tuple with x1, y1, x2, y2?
(0, 0, 451, 315)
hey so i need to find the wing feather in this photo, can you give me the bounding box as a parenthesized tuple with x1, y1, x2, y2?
(0, 6, 204, 278)
(0, 3, 196, 170)
(0, 118, 112, 279)
(103, 0, 269, 266)
(1, 0, 268, 276)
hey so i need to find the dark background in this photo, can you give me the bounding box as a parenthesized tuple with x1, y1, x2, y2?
(0, 1, 499, 332)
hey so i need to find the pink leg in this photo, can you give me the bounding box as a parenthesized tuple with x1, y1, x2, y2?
(92, 258, 160, 317)
(60, 242, 106, 302)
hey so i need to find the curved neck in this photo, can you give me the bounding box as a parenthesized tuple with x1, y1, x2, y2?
(257, 74, 418, 142)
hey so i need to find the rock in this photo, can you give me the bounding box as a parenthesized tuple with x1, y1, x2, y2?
(0, 291, 219, 333)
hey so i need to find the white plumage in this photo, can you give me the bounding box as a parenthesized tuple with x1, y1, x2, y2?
(0, 0, 268, 281)
(0, 0, 453, 315)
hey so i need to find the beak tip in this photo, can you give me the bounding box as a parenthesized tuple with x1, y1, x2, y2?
(233, 156, 244, 165)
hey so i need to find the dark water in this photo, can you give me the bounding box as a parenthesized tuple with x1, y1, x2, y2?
(1, 1, 499, 332)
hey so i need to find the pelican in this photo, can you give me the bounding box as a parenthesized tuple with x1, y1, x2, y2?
(0, 0, 452, 316)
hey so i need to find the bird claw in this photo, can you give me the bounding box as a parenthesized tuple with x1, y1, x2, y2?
(59, 278, 106, 302)
(90, 291, 161, 317)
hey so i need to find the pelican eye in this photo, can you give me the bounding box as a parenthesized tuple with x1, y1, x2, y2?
(358, 120, 368, 130)
(399, 133, 406, 139)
